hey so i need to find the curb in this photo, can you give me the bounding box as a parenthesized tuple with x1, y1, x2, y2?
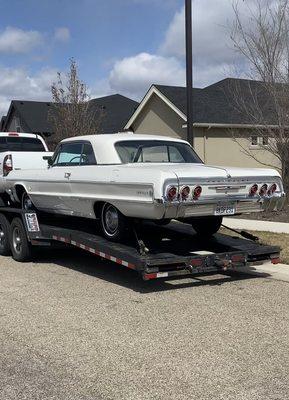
(223, 217, 289, 234)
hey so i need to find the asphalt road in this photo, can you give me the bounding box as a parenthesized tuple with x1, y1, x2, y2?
(0, 249, 289, 400)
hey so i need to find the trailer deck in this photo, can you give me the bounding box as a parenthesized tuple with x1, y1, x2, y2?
(0, 207, 281, 280)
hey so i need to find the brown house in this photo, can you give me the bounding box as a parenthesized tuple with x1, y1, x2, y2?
(125, 78, 280, 170)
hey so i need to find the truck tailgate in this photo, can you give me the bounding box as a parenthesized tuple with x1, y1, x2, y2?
(0, 152, 53, 173)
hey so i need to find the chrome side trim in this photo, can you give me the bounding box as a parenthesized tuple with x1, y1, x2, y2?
(29, 192, 155, 204)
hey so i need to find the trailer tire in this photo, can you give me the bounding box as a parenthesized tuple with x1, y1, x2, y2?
(0, 214, 11, 256)
(191, 216, 223, 237)
(10, 217, 32, 262)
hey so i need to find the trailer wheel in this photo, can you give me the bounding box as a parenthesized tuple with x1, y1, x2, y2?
(0, 214, 11, 256)
(10, 217, 32, 262)
(100, 203, 128, 241)
(191, 216, 223, 237)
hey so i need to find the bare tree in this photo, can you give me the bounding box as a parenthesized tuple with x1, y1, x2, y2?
(229, 0, 289, 189)
(48, 59, 103, 148)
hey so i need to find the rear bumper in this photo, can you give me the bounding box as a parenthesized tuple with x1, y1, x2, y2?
(162, 193, 286, 219)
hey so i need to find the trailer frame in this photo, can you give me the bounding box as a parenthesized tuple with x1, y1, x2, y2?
(0, 206, 281, 280)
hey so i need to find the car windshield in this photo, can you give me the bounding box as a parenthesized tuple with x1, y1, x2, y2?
(115, 140, 203, 164)
(0, 136, 46, 152)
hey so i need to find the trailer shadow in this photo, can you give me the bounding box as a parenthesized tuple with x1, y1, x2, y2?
(32, 247, 270, 294)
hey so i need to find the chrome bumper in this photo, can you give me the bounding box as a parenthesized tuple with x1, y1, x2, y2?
(162, 194, 286, 219)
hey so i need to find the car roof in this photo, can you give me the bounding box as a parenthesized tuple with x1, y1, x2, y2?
(61, 133, 189, 146)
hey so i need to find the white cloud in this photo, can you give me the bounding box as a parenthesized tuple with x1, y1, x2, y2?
(0, 27, 43, 54)
(54, 27, 70, 43)
(109, 52, 185, 99)
(107, 1, 245, 98)
(0, 66, 58, 115)
(159, 0, 263, 87)
(160, 6, 185, 59)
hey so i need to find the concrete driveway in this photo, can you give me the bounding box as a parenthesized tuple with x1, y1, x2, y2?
(0, 249, 289, 400)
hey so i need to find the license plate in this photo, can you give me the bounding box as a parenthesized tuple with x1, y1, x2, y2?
(214, 203, 235, 216)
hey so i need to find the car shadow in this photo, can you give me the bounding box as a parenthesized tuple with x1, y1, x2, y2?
(30, 247, 269, 294)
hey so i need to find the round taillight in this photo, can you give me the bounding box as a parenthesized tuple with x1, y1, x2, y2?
(166, 186, 177, 201)
(249, 184, 258, 196)
(259, 184, 268, 196)
(193, 185, 202, 200)
(180, 185, 190, 200)
(267, 183, 277, 196)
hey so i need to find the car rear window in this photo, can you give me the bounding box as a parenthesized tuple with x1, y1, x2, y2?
(0, 136, 46, 152)
(115, 140, 203, 164)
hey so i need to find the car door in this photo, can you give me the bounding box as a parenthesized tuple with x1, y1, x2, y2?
(67, 141, 99, 217)
(33, 141, 83, 214)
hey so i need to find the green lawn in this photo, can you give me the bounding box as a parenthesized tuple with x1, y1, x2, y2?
(220, 228, 289, 264)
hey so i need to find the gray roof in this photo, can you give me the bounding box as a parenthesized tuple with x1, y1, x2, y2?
(89, 94, 138, 134)
(2, 94, 138, 135)
(155, 78, 278, 125)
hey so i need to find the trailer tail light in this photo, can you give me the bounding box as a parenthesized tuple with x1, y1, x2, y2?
(267, 183, 277, 196)
(249, 184, 258, 196)
(271, 257, 281, 264)
(3, 155, 13, 176)
(231, 254, 245, 263)
(193, 186, 202, 200)
(259, 184, 268, 196)
(166, 186, 177, 201)
(180, 185, 190, 200)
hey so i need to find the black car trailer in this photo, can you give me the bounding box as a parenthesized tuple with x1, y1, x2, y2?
(0, 206, 281, 281)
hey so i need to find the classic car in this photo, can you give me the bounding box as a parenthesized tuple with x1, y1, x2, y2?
(0, 133, 285, 241)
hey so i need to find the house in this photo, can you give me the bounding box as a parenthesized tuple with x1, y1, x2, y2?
(125, 78, 280, 169)
(1, 94, 138, 138)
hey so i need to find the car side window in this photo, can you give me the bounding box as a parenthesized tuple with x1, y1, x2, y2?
(53, 143, 83, 166)
(80, 143, 97, 165)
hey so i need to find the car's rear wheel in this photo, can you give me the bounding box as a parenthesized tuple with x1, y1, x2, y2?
(21, 192, 35, 211)
(191, 216, 223, 237)
(100, 203, 128, 241)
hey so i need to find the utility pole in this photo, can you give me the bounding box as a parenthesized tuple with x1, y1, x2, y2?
(185, 0, 194, 146)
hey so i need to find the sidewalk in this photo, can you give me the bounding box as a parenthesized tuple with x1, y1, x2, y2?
(223, 217, 289, 234)
(237, 262, 289, 283)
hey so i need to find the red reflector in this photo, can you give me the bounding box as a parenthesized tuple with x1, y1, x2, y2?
(268, 183, 277, 196)
(249, 184, 258, 196)
(3, 154, 13, 176)
(8, 132, 19, 136)
(231, 254, 245, 263)
(143, 273, 157, 280)
(190, 258, 203, 267)
(193, 186, 202, 200)
(180, 185, 190, 200)
(271, 257, 280, 264)
(166, 186, 177, 201)
(259, 184, 268, 196)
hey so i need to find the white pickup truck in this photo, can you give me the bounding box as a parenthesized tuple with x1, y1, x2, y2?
(0, 132, 52, 177)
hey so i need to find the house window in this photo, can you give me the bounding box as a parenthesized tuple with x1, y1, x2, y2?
(251, 136, 258, 146)
(261, 136, 269, 146)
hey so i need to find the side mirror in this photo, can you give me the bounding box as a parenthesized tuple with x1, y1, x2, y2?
(43, 155, 53, 166)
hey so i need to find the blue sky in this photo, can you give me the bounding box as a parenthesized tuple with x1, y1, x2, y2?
(0, 0, 181, 78)
(0, 0, 245, 115)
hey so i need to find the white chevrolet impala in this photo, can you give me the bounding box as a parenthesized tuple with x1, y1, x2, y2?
(1, 133, 285, 241)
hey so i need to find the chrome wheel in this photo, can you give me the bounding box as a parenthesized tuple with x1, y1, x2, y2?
(22, 193, 34, 211)
(102, 204, 119, 237)
(12, 227, 22, 254)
